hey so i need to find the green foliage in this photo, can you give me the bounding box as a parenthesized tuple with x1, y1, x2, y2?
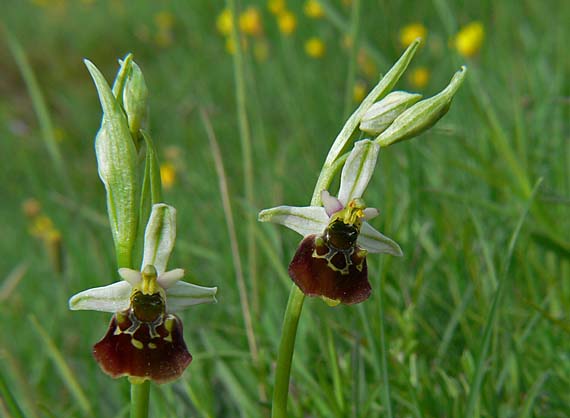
(1, 0, 569, 417)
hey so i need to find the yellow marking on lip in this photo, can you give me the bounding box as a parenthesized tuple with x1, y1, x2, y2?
(148, 342, 157, 349)
(131, 338, 144, 350)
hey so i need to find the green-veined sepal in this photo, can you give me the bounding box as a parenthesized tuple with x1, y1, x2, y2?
(69, 281, 131, 313)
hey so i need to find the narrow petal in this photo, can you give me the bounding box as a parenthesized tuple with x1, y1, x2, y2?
(69, 281, 132, 313)
(118, 268, 142, 287)
(165, 282, 218, 312)
(358, 222, 403, 256)
(258, 205, 328, 237)
(157, 269, 185, 289)
(337, 140, 380, 205)
(321, 190, 343, 217)
(142, 204, 176, 275)
(362, 207, 379, 220)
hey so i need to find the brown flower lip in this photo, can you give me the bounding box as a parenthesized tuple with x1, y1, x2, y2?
(93, 291, 192, 384)
(288, 223, 371, 305)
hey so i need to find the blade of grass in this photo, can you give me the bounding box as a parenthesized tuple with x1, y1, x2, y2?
(201, 333, 260, 418)
(519, 371, 549, 418)
(226, 0, 259, 320)
(377, 269, 393, 418)
(201, 109, 266, 407)
(326, 326, 345, 414)
(28, 315, 93, 417)
(464, 178, 543, 418)
(342, 0, 361, 119)
(3, 26, 72, 195)
(0, 262, 28, 302)
(319, 0, 388, 68)
(0, 369, 26, 418)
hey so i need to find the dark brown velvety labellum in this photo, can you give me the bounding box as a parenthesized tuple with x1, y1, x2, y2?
(288, 233, 371, 305)
(93, 309, 192, 384)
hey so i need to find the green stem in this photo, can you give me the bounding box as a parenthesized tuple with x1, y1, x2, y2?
(271, 285, 305, 418)
(130, 380, 150, 418)
(271, 154, 347, 417)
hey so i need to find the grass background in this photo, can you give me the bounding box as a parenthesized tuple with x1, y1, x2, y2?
(1, 0, 569, 417)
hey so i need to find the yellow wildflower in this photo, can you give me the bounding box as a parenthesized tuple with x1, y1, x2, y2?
(399, 23, 427, 48)
(160, 163, 177, 190)
(277, 10, 297, 35)
(216, 8, 233, 36)
(268, 0, 285, 15)
(353, 81, 367, 103)
(305, 37, 325, 58)
(304, 0, 324, 19)
(155, 10, 175, 31)
(454, 21, 484, 57)
(239, 6, 263, 36)
(408, 67, 430, 89)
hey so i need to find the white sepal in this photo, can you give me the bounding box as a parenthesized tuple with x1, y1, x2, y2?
(68, 281, 131, 313)
(157, 269, 185, 289)
(142, 203, 177, 275)
(358, 222, 403, 256)
(258, 205, 328, 237)
(165, 282, 218, 312)
(337, 140, 380, 205)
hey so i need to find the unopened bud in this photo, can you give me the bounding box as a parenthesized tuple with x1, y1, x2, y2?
(376, 66, 467, 147)
(122, 60, 148, 141)
(360, 91, 422, 134)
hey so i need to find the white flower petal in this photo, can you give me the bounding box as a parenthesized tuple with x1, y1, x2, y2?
(157, 268, 185, 289)
(321, 190, 343, 217)
(118, 268, 142, 287)
(165, 282, 218, 312)
(69, 281, 132, 313)
(363, 207, 379, 220)
(258, 205, 328, 237)
(358, 222, 403, 256)
(337, 140, 380, 205)
(142, 203, 176, 275)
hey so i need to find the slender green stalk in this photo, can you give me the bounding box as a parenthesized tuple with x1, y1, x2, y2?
(271, 285, 305, 418)
(377, 270, 393, 418)
(226, 0, 259, 318)
(4, 26, 72, 196)
(130, 380, 150, 418)
(342, 0, 361, 119)
(201, 109, 266, 406)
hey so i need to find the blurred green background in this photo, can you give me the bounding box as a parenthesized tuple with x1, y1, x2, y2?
(1, 0, 569, 417)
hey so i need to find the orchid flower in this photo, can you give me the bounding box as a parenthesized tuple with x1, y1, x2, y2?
(259, 139, 402, 305)
(69, 204, 217, 384)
